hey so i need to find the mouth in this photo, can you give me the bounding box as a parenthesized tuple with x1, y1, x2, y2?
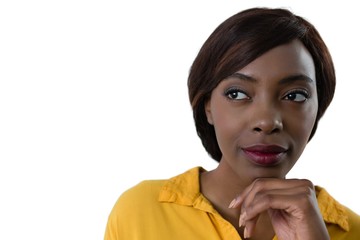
(242, 144, 287, 167)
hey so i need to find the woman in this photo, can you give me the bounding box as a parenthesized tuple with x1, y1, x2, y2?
(105, 7, 360, 239)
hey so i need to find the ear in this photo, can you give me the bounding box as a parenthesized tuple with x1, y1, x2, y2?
(205, 100, 214, 125)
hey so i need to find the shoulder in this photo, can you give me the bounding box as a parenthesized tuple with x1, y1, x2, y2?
(105, 166, 203, 223)
(104, 179, 167, 239)
(112, 179, 166, 215)
(122, 179, 165, 199)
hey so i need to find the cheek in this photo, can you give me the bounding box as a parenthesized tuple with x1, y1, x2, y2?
(305, 99, 318, 134)
(288, 100, 318, 142)
(211, 106, 245, 148)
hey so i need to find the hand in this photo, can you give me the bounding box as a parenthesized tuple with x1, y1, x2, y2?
(228, 178, 329, 240)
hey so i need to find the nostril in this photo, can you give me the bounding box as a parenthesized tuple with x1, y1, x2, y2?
(253, 125, 281, 134)
(254, 127, 262, 132)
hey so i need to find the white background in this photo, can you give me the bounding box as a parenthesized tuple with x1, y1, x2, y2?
(1, 1, 359, 239)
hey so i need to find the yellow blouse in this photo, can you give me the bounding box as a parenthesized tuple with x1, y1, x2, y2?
(104, 167, 360, 239)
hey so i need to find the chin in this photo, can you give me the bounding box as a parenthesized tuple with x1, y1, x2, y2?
(249, 166, 289, 179)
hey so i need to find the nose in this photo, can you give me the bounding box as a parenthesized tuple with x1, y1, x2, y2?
(251, 104, 283, 135)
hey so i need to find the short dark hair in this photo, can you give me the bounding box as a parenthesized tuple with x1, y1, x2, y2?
(188, 7, 336, 162)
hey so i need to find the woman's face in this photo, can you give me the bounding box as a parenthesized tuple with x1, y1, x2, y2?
(205, 40, 318, 180)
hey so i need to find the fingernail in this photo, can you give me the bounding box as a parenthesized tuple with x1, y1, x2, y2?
(244, 226, 250, 239)
(239, 211, 246, 227)
(239, 215, 244, 227)
(228, 199, 236, 208)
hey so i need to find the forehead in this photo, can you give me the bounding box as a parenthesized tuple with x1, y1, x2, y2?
(236, 40, 316, 82)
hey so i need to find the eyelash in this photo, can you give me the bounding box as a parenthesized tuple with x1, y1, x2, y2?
(224, 88, 310, 102)
(224, 87, 249, 100)
(283, 89, 310, 102)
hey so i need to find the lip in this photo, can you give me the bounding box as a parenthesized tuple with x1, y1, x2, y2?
(242, 144, 287, 166)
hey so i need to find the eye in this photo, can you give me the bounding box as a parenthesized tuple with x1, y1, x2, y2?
(224, 88, 249, 100)
(284, 90, 309, 102)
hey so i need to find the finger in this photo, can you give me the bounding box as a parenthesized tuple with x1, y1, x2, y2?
(230, 178, 313, 209)
(239, 186, 313, 228)
(240, 211, 259, 239)
(237, 181, 316, 239)
(239, 186, 307, 238)
(243, 186, 316, 221)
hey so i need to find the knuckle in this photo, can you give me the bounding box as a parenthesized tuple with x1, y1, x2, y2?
(298, 187, 315, 205)
(252, 178, 266, 190)
(255, 190, 272, 204)
(300, 179, 314, 189)
(304, 186, 313, 196)
(262, 193, 273, 204)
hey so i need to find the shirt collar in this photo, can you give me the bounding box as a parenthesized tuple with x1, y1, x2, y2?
(158, 167, 217, 214)
(315, 186, 349, 231)
(159, 167, 349, 232)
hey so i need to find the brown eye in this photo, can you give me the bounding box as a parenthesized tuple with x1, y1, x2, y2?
(225, 88, 249, 100)
(284, 90, 309, 102)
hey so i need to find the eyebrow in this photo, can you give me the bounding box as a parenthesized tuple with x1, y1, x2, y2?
(228, 72, 315, 84)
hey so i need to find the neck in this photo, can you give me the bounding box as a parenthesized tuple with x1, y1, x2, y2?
(200, 161, 250, 225)
(200, 160, 275, 240)
(201, 160, 253, 203)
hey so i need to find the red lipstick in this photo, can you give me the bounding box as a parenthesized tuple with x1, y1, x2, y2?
(242, 145, 287, 166)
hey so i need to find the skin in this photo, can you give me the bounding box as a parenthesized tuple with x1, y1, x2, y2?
(200, 40, 329, 240)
